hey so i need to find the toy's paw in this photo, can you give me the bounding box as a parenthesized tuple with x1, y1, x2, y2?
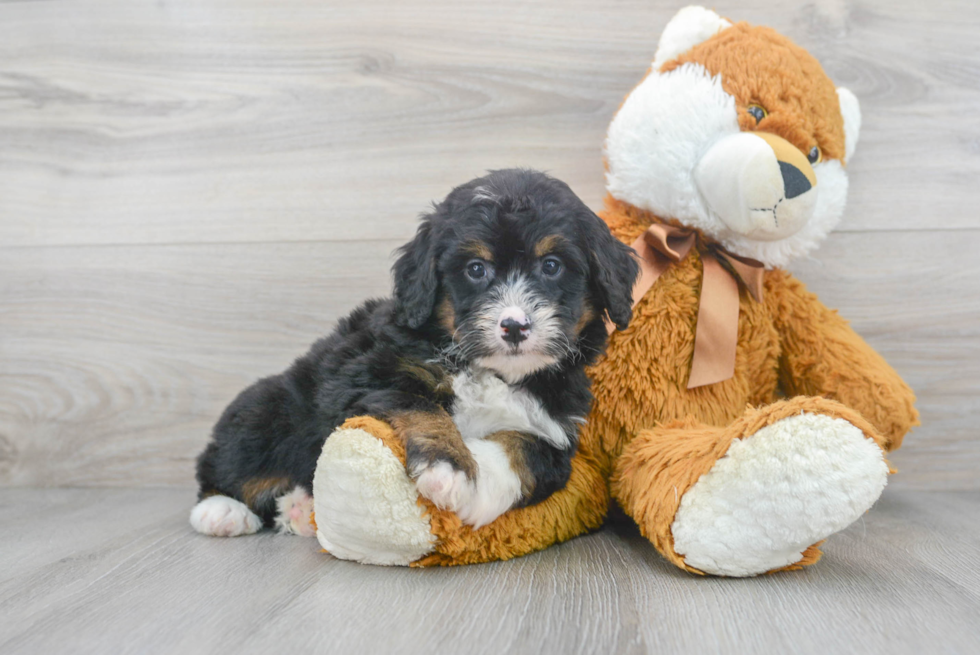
(189, 495, 263, 537)
(313, 426, 436, 565)
(275, 486, 316, 537)
(413, 461, 474, 515)
(671, 413, 888, 577)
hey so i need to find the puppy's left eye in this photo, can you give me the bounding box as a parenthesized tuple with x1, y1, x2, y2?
(541, 257, 562, 277)
(466, 260, 487, 280)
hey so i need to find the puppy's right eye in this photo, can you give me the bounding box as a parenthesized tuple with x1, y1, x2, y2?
(541, 257, 562, 277)
(465, 260, 487, 280)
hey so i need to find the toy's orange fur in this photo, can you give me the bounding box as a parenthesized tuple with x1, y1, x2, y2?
(316, 18, 918, 573)
(663, 23, 848, 163)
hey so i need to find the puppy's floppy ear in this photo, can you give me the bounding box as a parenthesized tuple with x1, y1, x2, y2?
(393, 212, 440, 329)
(583, 212, 639, 331)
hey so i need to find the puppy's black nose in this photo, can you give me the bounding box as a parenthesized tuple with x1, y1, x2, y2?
(500, 317, 530, 345)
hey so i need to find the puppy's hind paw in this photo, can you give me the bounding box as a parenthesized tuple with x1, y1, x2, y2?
(189, 495, 263, 537)
(275, 486, 316, 537)
(414, 461, 474, 514)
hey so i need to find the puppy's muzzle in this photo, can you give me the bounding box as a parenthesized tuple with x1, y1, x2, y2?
(499, 308, 530, 346)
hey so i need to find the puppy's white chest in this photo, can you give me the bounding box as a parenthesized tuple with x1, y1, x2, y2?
(450, 369, 569, 449)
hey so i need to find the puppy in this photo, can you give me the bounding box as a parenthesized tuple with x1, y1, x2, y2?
(190, 169, 639, 537)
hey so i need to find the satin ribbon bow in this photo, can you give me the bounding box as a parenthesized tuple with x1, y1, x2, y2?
(607, 223, 765, 389)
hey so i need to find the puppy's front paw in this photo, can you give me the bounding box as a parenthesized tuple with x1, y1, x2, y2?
(414, 461, 474, 513)
(412, 440, 524, 529)
(453, 440, 523, 528)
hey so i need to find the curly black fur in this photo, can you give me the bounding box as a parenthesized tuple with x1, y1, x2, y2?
(195, 169, 639, 526)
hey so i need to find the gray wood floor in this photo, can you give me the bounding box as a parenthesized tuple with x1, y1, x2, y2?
(1, 488, 978, 655)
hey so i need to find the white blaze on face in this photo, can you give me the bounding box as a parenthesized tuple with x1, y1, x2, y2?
(473, 273, 562, 383)
(497, 306, 530, 341)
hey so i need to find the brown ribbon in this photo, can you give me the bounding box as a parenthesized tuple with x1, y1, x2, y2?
(607, 224, 765, 389)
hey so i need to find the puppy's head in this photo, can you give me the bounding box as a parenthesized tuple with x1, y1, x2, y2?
(393, 169, 639, 382)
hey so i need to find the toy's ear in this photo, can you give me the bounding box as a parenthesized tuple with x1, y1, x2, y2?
(652, 6, 732, 70)
(837, 87, 862, 163)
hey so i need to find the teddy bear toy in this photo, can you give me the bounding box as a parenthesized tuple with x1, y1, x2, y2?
(309, 6, 918, 576)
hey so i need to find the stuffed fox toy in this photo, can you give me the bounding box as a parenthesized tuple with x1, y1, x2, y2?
(310, 6, 918, 576)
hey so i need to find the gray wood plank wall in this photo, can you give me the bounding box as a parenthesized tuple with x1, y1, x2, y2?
(1, 0, 977, 490)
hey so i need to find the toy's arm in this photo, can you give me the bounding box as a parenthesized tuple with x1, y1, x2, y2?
(319, 415, 610, 567)
(767, 269, 918, 450)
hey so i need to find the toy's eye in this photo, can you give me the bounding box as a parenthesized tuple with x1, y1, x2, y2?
(747, 104, 767, 123)
(807, 146, 821, 164)
(541, 257, 562, 277)
(466, 260, 487, 280)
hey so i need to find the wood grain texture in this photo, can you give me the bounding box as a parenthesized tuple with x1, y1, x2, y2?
(1, 232, 975, 489)
(0, 240, 398, 486)
(790, 230, 980, 490)
(0, 0, 978, 248)
(0, 488, 978, 654)
(0, 0, 978, 490)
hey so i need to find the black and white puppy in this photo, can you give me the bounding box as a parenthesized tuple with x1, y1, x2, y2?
(190, 169, 638, 537)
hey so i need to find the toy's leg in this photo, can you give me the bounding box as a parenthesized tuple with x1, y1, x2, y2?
(611, 397, 890, 577)
(312, 418, 436, 565)
(313, 416, 609, 566)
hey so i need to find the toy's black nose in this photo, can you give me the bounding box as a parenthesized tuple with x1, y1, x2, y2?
(779, 161, 812, 199)
(500, 317, 530, 345)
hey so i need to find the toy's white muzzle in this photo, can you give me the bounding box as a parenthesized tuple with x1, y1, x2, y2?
(694, 131, 818, 241)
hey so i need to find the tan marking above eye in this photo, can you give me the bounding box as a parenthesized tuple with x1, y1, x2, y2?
(533, 234, 567, 258)
(462, 240, 493, 262)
